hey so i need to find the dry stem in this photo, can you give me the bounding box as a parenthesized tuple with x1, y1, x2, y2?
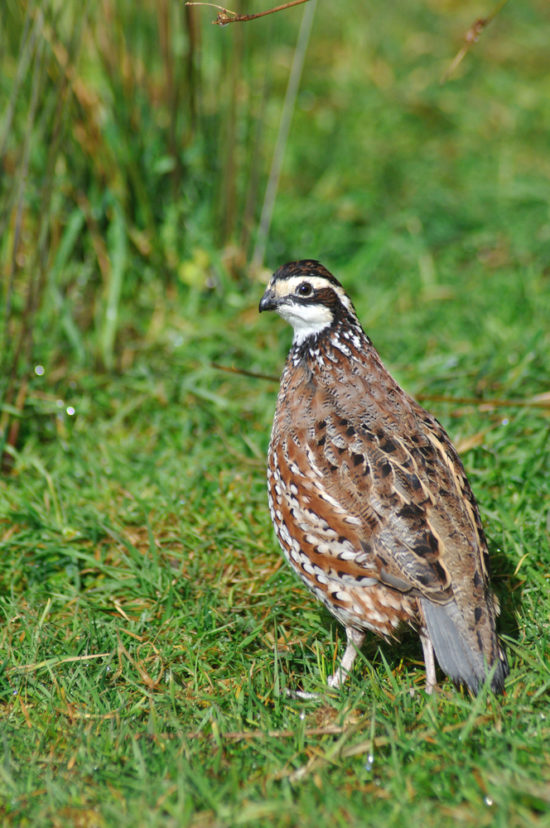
(441, 0, 510, 83)
(185, 0, 310, 25)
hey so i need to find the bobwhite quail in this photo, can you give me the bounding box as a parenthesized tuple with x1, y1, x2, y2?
(259, 259, 509, 695)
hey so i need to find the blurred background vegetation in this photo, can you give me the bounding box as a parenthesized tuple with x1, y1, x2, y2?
(2, 1, 549, 395)
(1, 1, 549, 825)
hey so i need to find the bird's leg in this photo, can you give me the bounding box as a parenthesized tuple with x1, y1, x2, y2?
(284, 627, 365, 700)
(328, 627, 365, 688)
(420, 631, 437, 694)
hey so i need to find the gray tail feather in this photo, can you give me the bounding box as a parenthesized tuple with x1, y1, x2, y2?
(421, 599, 508, 695)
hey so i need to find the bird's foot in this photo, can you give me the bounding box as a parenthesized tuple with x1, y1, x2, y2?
(327, 666, 349, 689)
(284, 687, 321, 701)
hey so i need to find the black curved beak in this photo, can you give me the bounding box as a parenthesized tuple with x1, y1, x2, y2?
(259, 288, 278, 313)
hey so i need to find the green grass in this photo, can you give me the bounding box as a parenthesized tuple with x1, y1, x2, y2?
(1, 1, 550, 826)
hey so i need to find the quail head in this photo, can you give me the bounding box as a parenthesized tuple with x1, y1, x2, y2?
(259, 259, 509, 695)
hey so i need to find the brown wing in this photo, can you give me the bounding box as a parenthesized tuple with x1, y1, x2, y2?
(275, 357, 488, 603)
(273, 350, 507, 691)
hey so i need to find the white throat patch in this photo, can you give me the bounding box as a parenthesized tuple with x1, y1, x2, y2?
(277, 301, 333, 345)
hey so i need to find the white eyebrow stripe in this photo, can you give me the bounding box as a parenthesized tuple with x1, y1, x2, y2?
(265, 271, 358, 344)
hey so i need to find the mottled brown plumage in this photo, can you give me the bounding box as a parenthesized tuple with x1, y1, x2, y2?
(260, 260, 508, 694)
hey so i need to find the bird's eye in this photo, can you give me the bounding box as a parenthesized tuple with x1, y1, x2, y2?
(297, 282, 313, 297)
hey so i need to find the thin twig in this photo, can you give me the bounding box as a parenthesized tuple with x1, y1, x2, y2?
(416, 393, 550, 410)
(185, 714, 493, 751)
(212, 362, 279, 382)
(9, 652, 112, 674)
(212, 363, 550, 409)
(441, 0, 510, 83)
(185, 0, 310, 26)
(187, 723, 351, 741)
